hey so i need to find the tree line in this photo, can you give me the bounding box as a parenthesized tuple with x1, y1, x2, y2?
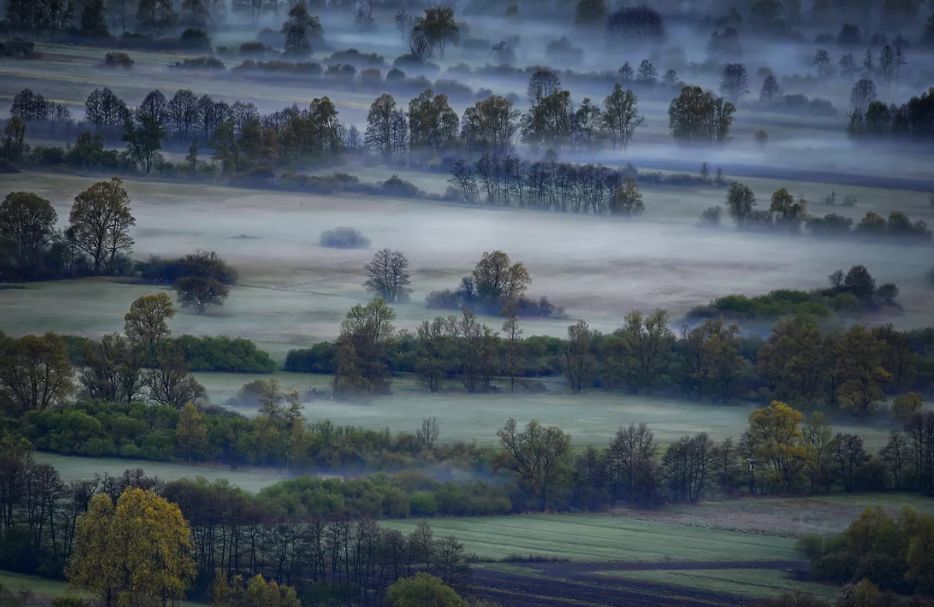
(283, 297, 934, 419)
(0, 443, 472, 605)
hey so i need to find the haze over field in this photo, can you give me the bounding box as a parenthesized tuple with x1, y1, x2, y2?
(2, 0, 934, 605)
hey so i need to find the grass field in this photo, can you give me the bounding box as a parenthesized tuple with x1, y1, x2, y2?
(600, 568, 839, 602)
(384, 513, 800, 562)
(32, 451, 298, 492)
(196, 371, 898, 450)
(2, 170, 932, 358)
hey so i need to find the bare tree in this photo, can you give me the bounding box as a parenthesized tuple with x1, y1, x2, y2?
(364, 249, 412, 302)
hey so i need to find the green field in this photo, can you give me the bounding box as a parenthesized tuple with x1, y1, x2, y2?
(33, 452, 299, 492)
(600, 568, 839, 602)
(384, 513, 799, 562)
(193, 371, 897, 450)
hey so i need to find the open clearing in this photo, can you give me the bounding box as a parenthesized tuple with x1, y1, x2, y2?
(0, 570, 204, 606)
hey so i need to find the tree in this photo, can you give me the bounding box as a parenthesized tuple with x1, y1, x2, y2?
(760, 75, 782, 103)
(834, 326, 890, 417)
(85, 88, 130, 128)
(502, 309, 522, 392)
(740, 401, 807, 492)
(891, 393, 922, 422)
(637, 59, 657, 84)
(605, 423, 658, 505)
(412, 6, 459, 59)
(334, 299, 396, 394)
(81, 333, 144, 403)
(472, 250, 530, 303)
(415, 417, 440, 451)
(136, 0, 177, 30)
(602, 84, 644, 149)
(668, 86, 735, 143)
(123, 113, 164, 174)
(611, 309, 673, 391)
(175, 276, 229, 313)
(408, 90, 459, 151)
(726, 182, 756, 226)
(575, 0, 606, 24)
(527, 67, 562, 105)
(720, 63, 749, 101)
(387, 573, 466, 607)
(176, 403, 209, 461)
(80, 0, 109, 36)
(565, 320, 594, 393)
(282, 3, 322, 55)
(67, 177, 135, 274)
(850, 78, 877, 112)
(607, 6, 665, 40)
(364, 248, 411, 303)
(521, 90, 573, 148)
(757, 318, 828, 406)
(145, 344, 206, 407)
(67, 488, 195, 606)
(662, 433, 713, 503)
(460, 96, 519, 155)
(124, 293, 175, 354)
(365, 94, 407, 157)
(0, 333, 74, 414)
(496, 418, 571, 509)
(0, 191, 57, 272)
(1, 116, 27, 163)
(610, 178, 644, 216)
(769, 187, 807, 231)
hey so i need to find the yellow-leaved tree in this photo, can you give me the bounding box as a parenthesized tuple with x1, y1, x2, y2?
(67, 487, 195, 607)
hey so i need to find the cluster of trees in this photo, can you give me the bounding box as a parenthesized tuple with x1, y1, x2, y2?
(0, 180, 134, 281)
(848, 87, 934, 141)
(425, 250, 562, 319)
(497, 402, 934, 513)
(0, 184, 239, 309)
(293, 300, 934, 416)
(703, 182, 932, 243)
(803, 506, 934, 596)
(689, 265, 900, 322)
(446, 154, 645, 215)
(0, 444, 470, 605)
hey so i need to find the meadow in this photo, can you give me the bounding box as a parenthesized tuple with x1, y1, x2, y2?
(1, 168, 932, 362)
(193, 371, 899, 450)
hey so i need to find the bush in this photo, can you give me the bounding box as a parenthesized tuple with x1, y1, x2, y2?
(103, 52, 133, 68)
(170, 56, 224, 70)
(284, 342, 337, 373)
(320, 227, 370, 249)
(172, 335, 276, 373)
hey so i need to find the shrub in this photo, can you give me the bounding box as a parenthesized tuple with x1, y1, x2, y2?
(320, 227, 370, 249)
(103, 52, 133, 68)
(170, 56, 224, 70)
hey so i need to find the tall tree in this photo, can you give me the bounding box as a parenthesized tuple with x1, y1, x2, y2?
(0, 333, 74, 414)
(602, 84, 644, 149)
(412, 6, 459, 59)
(496, 418, 571, 509)
(67, 177, 135, 274)
(67, 488, 195, 606)
(0, 191, 57, 272)
(124, 293, 175, 354)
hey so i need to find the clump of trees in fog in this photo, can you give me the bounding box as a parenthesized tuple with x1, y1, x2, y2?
(702, 181, 932, 243)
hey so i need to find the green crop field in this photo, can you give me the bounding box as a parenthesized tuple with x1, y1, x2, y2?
(384, 513, 800, 562)
(599, 568, 839, 601)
